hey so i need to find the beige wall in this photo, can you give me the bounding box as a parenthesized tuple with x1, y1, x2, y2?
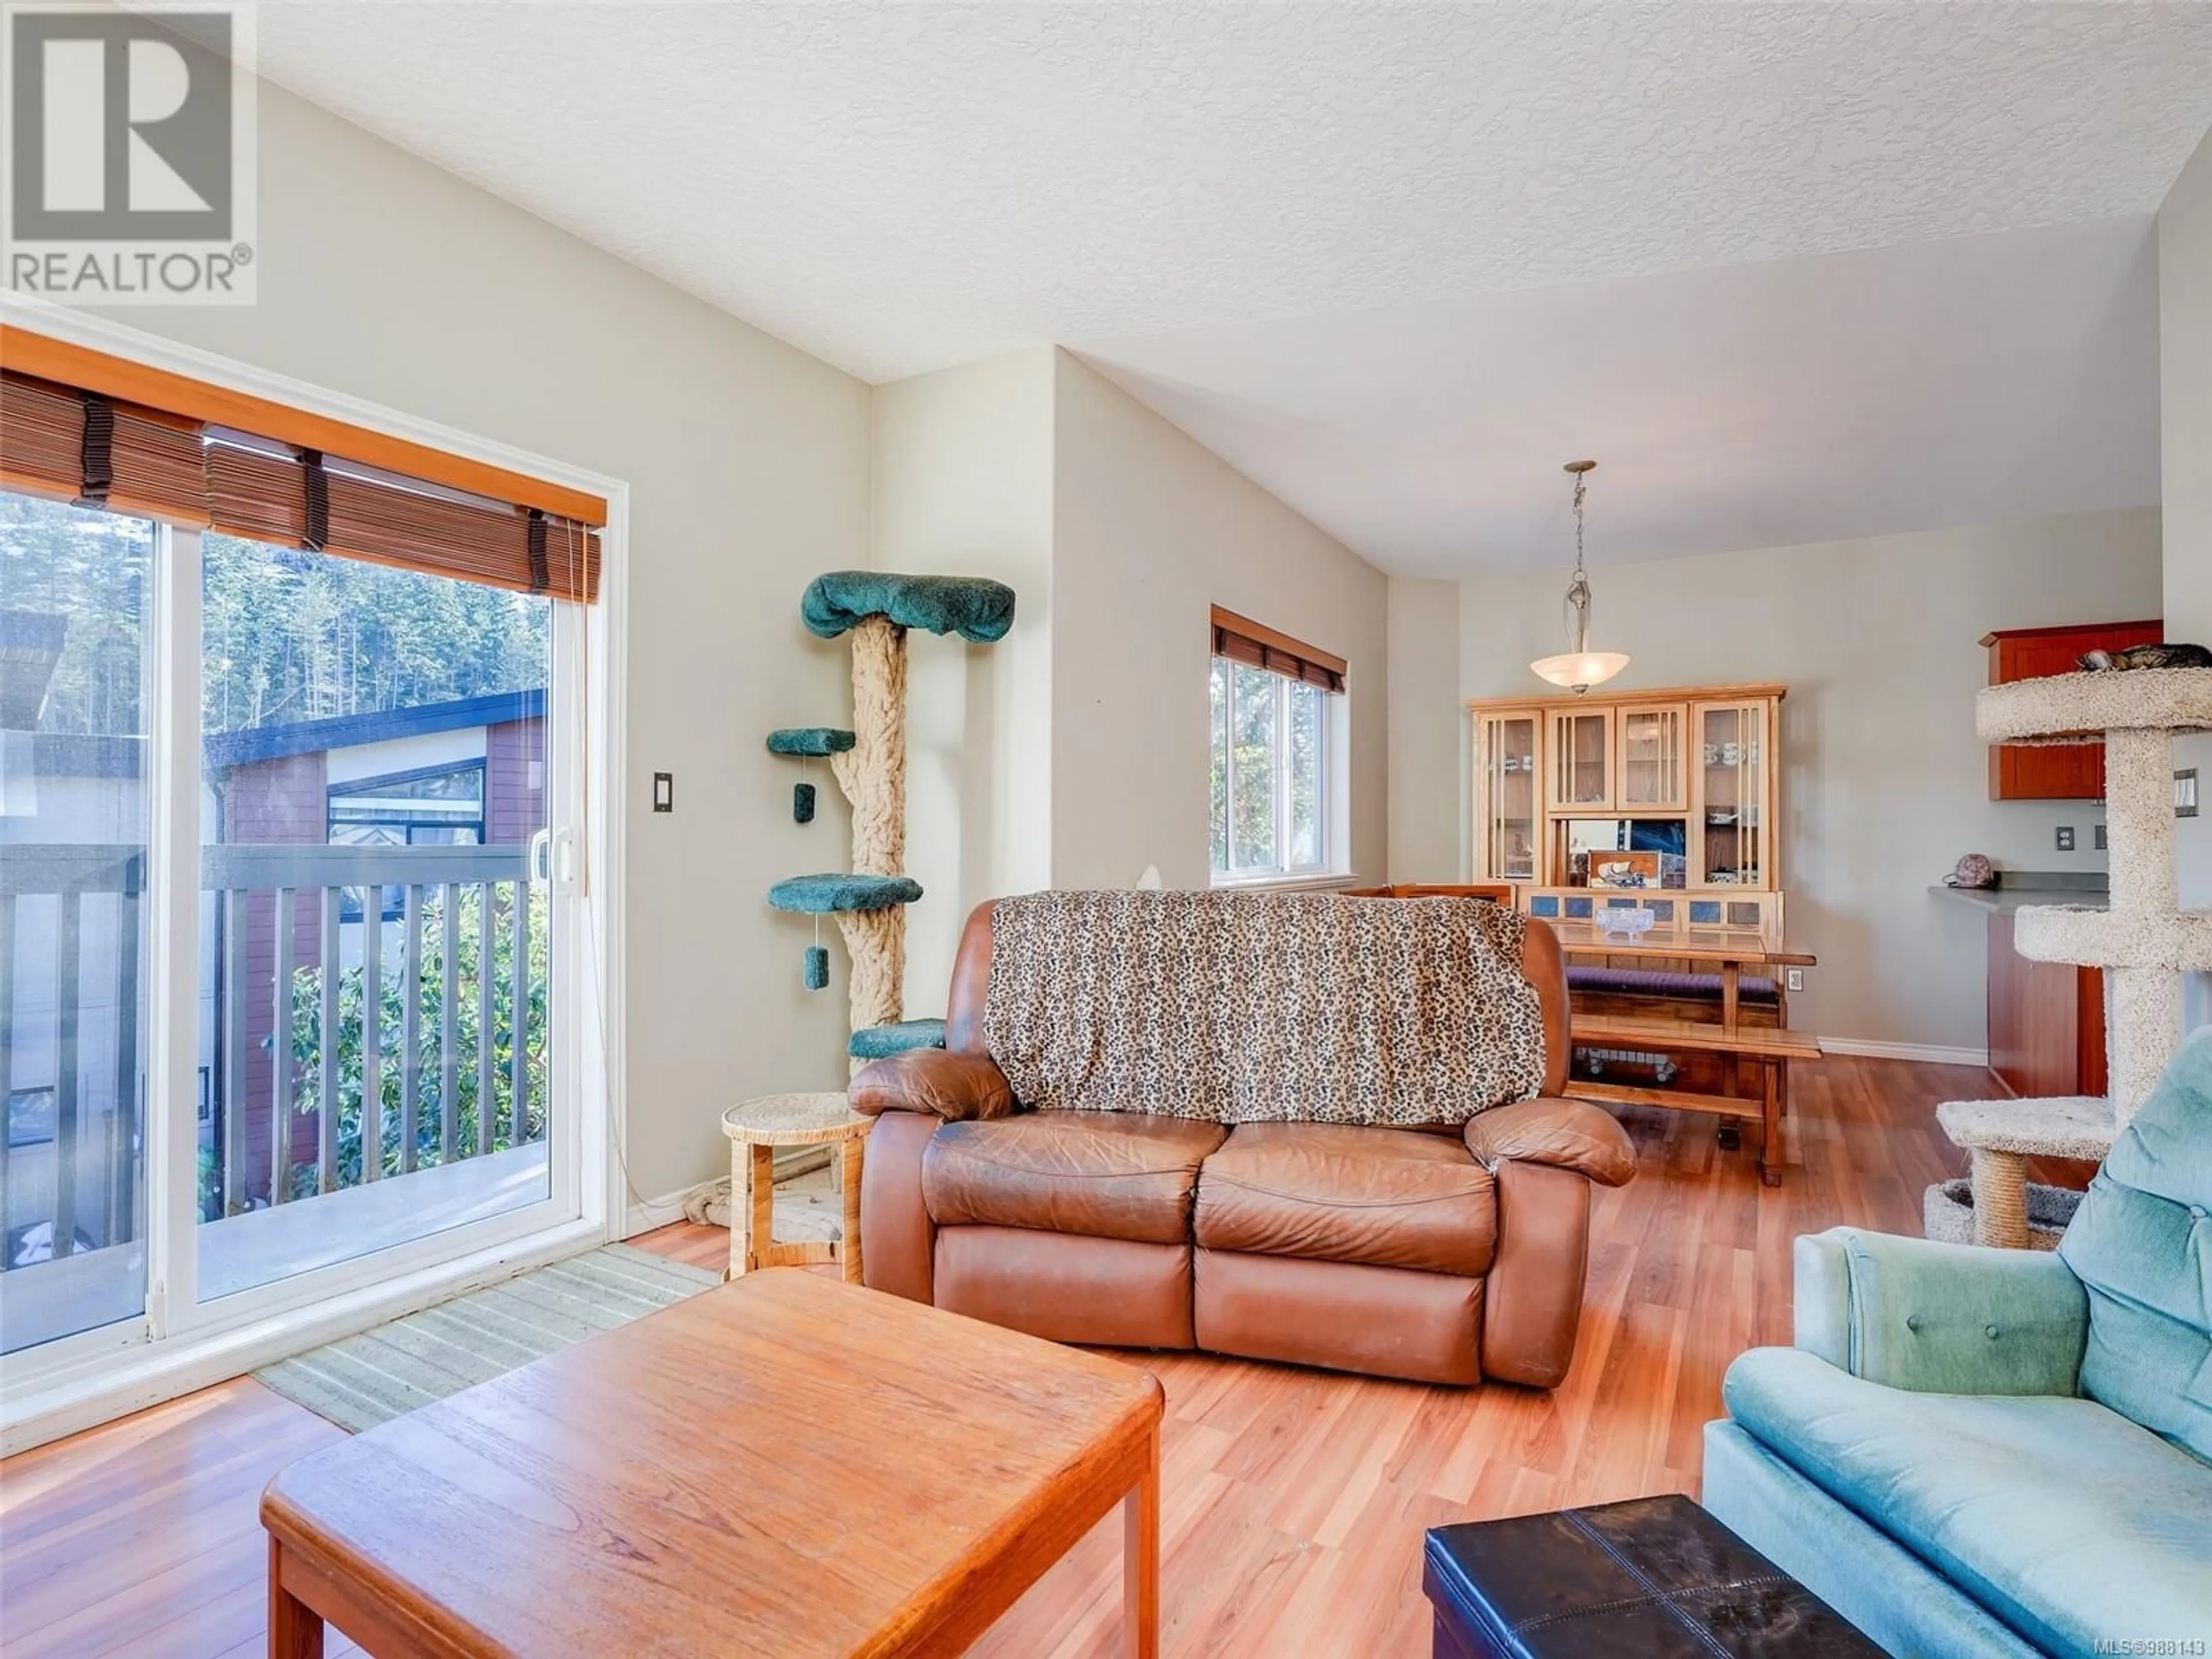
(2161, 126, 2212, 1032)
(869, 350, 1057, 1009)
(113, 81, 872, 1202)
(868, 350, 1393, 1002)
(1051, 353, 1389, 890)
(1387, 577, 1464, 882)
(1457, 509, 2165, 1053)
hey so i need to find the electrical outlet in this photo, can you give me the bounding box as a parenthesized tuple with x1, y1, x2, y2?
(653, 772, 674, 813)
(2094, 824, 2107, 850)
(2055, 825, 2075, 851)
(1785, 968, 1805, 994)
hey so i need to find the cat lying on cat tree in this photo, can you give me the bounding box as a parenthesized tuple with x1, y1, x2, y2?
(2080, 641, 2212, 671)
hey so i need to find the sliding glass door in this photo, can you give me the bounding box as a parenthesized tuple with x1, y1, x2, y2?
(194, 530, 554, 1299)
(1, 494, 585, 1362)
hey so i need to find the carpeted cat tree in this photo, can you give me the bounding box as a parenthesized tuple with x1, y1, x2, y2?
(768, 571, 1015, 1064)
(1927, 666, 2212, 1248)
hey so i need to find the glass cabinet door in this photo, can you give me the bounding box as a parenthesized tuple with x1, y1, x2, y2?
(1617, 704, 1688, 810)
(1547, 709, 1613, 810)
(1696, 702, 1768, 886)
(1479, 715, 1539, 880)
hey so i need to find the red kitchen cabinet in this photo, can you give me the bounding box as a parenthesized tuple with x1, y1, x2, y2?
(1982, 619, 2164, 800)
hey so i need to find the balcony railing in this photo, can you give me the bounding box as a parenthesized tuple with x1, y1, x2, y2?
(207, 842, 542, 1217)
(1, 842, 543, 1281)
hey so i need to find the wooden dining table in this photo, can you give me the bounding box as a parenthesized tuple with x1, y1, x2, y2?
(1542, 917, 1820, 1185)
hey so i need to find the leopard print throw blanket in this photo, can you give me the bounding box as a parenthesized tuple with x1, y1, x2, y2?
(982, 890, 1546, 1126)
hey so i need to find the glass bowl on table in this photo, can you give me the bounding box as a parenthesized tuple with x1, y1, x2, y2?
(1596, 906, 1658, 941)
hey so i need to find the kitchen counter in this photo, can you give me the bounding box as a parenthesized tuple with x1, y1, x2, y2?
(1928, 876, 2109, 915)
(1933, 873, 2109, 1097)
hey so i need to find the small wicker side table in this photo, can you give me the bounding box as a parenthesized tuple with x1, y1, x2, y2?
(719, 1092, 870, 1283)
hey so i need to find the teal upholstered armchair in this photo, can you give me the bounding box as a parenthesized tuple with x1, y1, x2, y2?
(1705, 1027, 2212, 1659)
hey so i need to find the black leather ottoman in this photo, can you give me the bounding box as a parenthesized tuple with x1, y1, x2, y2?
(1423, 1495, 1885, 1657)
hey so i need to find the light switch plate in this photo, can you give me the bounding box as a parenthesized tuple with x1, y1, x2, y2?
(2178, 769, 2199, 819)
(653, 772, 674, 813)
(2055, 825, 2075, 851)
(2094, 824, 2107, 850)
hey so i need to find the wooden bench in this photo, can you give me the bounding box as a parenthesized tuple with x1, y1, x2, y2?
(1566, 1014, 1823, 1187)
(1565, 964, 1785, 1024)
(1343, 882, 1514, 903)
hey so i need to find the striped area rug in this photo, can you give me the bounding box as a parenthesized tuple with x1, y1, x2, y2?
(253, 1244, 721, 1433)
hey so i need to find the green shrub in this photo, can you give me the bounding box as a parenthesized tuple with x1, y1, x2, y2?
(244, 882, 547, 1213)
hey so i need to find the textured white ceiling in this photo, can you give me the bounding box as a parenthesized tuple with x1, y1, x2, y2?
(1078, 217, 2163, 574)
(251, 2, 2209, 571)
(255, 1, 2212, 385)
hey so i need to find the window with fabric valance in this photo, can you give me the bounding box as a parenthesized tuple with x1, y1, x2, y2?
(1208, 605, 1346, 883)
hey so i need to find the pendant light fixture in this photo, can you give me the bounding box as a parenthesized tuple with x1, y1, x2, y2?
(1529, 458, 1630, 694)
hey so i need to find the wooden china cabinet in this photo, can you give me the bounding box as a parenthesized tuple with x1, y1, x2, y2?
(1471, 681, 1787, 922)
(1474, 682, 1800, 1177)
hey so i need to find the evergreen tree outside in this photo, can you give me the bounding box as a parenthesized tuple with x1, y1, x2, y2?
(0, 494, 150, 736)
(1, 495, 548, 738)
(200, 531, 549, 732)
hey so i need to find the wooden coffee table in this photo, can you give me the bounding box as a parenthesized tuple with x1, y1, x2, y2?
(261, 1269, 1163, 1658)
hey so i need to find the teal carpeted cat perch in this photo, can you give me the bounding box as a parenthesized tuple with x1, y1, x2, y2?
(768, 874, 923, 912)
(801, 572, 1016, 644)
(767, 727, 855, 757)
(767, 729, 856, 824)
(849, 1018, 949, 1060)
(771, 571, 1016, 1062)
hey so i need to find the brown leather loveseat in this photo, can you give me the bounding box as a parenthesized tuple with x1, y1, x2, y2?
(851, 898, 1636, 1388)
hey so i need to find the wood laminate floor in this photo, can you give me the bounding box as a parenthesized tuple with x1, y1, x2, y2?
(0, 1056, 2001, 1658)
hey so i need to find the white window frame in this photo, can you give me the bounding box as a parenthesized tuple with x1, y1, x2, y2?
(0, 302, 628, 1455)
(1210, 656, 1341, 888)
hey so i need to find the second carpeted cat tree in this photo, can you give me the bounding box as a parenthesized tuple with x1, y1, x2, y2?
(1927, 664, 2212, 1247)
(768, 571, 1015, 1063)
